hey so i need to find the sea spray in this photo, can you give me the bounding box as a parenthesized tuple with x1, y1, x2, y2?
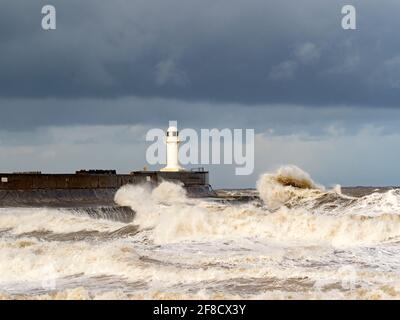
(0, 208, 126, 235)
(2, 166, 400, 299)
(256, 165, 325, 209)
(114, 181, 192, 230)
(114, 176, 400, 246)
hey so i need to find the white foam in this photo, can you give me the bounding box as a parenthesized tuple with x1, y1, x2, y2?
(256, 165, 325, 209)
(1, 166, 400, 299)
(114, 179, 400, 246)
(0, 208, 125, 235)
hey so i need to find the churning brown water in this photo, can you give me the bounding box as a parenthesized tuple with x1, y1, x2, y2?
(1, 165, 400, 300)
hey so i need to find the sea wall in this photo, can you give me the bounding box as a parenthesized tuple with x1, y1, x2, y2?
(0, 171, 209, 190)
(0, 171, 214, 207)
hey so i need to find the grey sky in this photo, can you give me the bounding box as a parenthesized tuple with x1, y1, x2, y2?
(1, 1, 400, 187)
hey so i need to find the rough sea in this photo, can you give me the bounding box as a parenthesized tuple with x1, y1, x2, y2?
(1, 165, 400, 300)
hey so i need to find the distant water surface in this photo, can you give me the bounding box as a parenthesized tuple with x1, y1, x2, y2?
(1, 166, 400, 300)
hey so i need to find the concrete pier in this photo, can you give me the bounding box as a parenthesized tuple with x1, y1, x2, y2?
(0, 170, 215, 207)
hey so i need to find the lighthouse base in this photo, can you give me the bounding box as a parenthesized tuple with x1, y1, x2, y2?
(160, 166, 185, 172)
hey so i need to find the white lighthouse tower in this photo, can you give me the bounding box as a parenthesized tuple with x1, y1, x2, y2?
(161, 122, 185, 172)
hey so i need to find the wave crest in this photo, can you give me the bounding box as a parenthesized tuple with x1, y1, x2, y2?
(257, 165, 326, 209)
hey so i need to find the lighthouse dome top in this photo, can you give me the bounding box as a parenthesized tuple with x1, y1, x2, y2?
(167, 126, 178, 132)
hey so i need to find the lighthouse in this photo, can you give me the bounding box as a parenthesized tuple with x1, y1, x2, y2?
(161, 122, 185, 172)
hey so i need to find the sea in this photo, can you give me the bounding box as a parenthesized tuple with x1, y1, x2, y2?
(0, 165, 400, 300)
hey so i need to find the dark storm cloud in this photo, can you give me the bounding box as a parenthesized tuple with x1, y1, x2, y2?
(3, 97, 400, 140)
(1, 0, 400, 108)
